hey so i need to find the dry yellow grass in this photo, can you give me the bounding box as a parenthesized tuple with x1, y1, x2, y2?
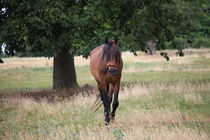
(11, 126, 208, 140)
(0, 56, 89, 71)
(123, 48, 210, 63)
(1, 81, 209, 139)
(0, 57, 53, 71)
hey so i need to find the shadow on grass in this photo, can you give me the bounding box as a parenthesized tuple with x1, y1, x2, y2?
(0, 84, 96, 102)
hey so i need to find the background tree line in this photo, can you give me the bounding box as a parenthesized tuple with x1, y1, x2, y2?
(0, 0, 209, 89)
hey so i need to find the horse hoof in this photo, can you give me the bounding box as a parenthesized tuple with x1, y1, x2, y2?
(105, 123, 110, 129)
(110, 116, 115, 122)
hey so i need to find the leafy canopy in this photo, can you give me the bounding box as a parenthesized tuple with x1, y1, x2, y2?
(1, 0, 208, 57)
(0, 0, 98, 57)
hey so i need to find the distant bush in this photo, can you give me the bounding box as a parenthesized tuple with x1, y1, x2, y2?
(164, 37, 187, 50)
(0, 54, 8, 58)
(17, 51, 45, 57)
(191, 37, 210, 48)
(164, 41, 173, 50)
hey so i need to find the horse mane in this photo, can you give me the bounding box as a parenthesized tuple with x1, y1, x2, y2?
(102, 40, 121, 64)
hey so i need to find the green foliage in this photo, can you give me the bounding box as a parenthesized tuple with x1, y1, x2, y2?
(170, 0, 210, 49)
(191, 37, 210, 48)
(17, 51, 45, 57)
(93, 0, 183, 51)
(160, 52, 169, 61)
(0, 0, 98, 57)
(1, 0, 203, 57)
(172, 37, 188, 49)
(0, 54, 7, 58)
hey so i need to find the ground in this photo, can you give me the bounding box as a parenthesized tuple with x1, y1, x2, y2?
(0, 49, 210, 139)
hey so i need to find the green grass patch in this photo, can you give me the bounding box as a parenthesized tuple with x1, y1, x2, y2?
(0, 54, 210, 91)
(0, 67, 209, 91)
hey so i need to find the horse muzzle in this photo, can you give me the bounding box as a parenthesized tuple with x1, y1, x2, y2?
(108, 66, 118, 75)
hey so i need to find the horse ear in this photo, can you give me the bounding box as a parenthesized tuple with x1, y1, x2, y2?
(114, 36, 118, 44)
(105, 36, 108, 44)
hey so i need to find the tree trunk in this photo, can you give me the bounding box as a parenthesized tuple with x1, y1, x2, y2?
(146, 40, 156, 55)
(53, 48, 78, 90)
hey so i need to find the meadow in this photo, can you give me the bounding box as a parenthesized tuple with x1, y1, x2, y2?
(0, 49, 210, 139)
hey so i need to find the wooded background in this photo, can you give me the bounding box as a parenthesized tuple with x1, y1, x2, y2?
(0, 0, 209, 89)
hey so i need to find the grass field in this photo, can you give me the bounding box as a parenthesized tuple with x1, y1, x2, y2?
(0, 49, 210, 139)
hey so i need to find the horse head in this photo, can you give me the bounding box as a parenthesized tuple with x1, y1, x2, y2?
(102, 36, 121, 75)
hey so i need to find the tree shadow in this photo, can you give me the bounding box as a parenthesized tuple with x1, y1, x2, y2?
(0, 84, 96, 103)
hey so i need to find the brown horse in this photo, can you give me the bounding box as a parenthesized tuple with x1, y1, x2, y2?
(90, 36, 123, 126)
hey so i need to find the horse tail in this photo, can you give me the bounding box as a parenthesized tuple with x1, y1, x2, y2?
(90, 93, 102, 112)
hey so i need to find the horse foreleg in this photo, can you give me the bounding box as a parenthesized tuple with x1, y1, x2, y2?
(102, 85, 112, 126)
(111, 84, 120, 119)
(111, 92, 119, 118)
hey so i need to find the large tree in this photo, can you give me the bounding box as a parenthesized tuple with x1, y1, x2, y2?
(0, 0, 99, 89)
